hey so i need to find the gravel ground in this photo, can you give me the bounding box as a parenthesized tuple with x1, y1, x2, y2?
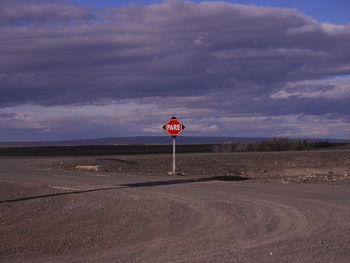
(0, 151, 350, 262)
(31, 150, 350, 183)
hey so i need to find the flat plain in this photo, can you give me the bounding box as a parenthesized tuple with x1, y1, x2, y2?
(0, 150, 350, 262)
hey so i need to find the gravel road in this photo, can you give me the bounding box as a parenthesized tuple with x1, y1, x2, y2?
(0, 156, 349, 262)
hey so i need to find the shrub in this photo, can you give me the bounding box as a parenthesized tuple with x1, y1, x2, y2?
(213, 138, 330, 153)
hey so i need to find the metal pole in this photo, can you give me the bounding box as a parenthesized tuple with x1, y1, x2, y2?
(172, 137, 176, 174)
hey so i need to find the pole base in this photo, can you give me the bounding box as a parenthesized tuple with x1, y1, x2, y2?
(168, 171, 186, 176)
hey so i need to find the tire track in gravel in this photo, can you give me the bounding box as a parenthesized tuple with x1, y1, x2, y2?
(137, 190, 308, 262)
(107, 182, 350, 263)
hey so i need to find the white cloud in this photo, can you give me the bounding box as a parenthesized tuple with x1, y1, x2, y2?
(271, 75, 350, 99)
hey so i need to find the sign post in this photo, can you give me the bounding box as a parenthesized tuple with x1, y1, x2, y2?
(172, 137, 176, 174)
(163, 116, 185, 175)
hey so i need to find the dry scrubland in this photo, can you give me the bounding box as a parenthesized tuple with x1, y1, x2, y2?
(31, 150, 350, 183)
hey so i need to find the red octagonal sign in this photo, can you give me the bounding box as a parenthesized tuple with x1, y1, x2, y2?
(163, 116, 185, 137)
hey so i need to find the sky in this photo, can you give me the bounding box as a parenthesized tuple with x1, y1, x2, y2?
(0, 0, 350, 141)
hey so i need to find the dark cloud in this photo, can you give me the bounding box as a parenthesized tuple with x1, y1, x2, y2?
(0, 0, 350, 139)
(0, 0, 94, 26)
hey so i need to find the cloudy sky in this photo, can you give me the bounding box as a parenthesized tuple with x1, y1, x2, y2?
(0, 0, 349, 141)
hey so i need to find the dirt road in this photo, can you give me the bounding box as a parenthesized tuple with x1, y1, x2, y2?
(0, 157, 349, 262)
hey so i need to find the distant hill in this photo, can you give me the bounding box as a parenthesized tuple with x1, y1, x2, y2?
(0, 136, 348, 156)
(0, 136, 264, 147)
(0, 136, 347, 147)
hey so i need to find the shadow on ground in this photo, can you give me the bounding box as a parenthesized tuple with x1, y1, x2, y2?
(120, 175, 248, 188)
(0, 176, 249, 204)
